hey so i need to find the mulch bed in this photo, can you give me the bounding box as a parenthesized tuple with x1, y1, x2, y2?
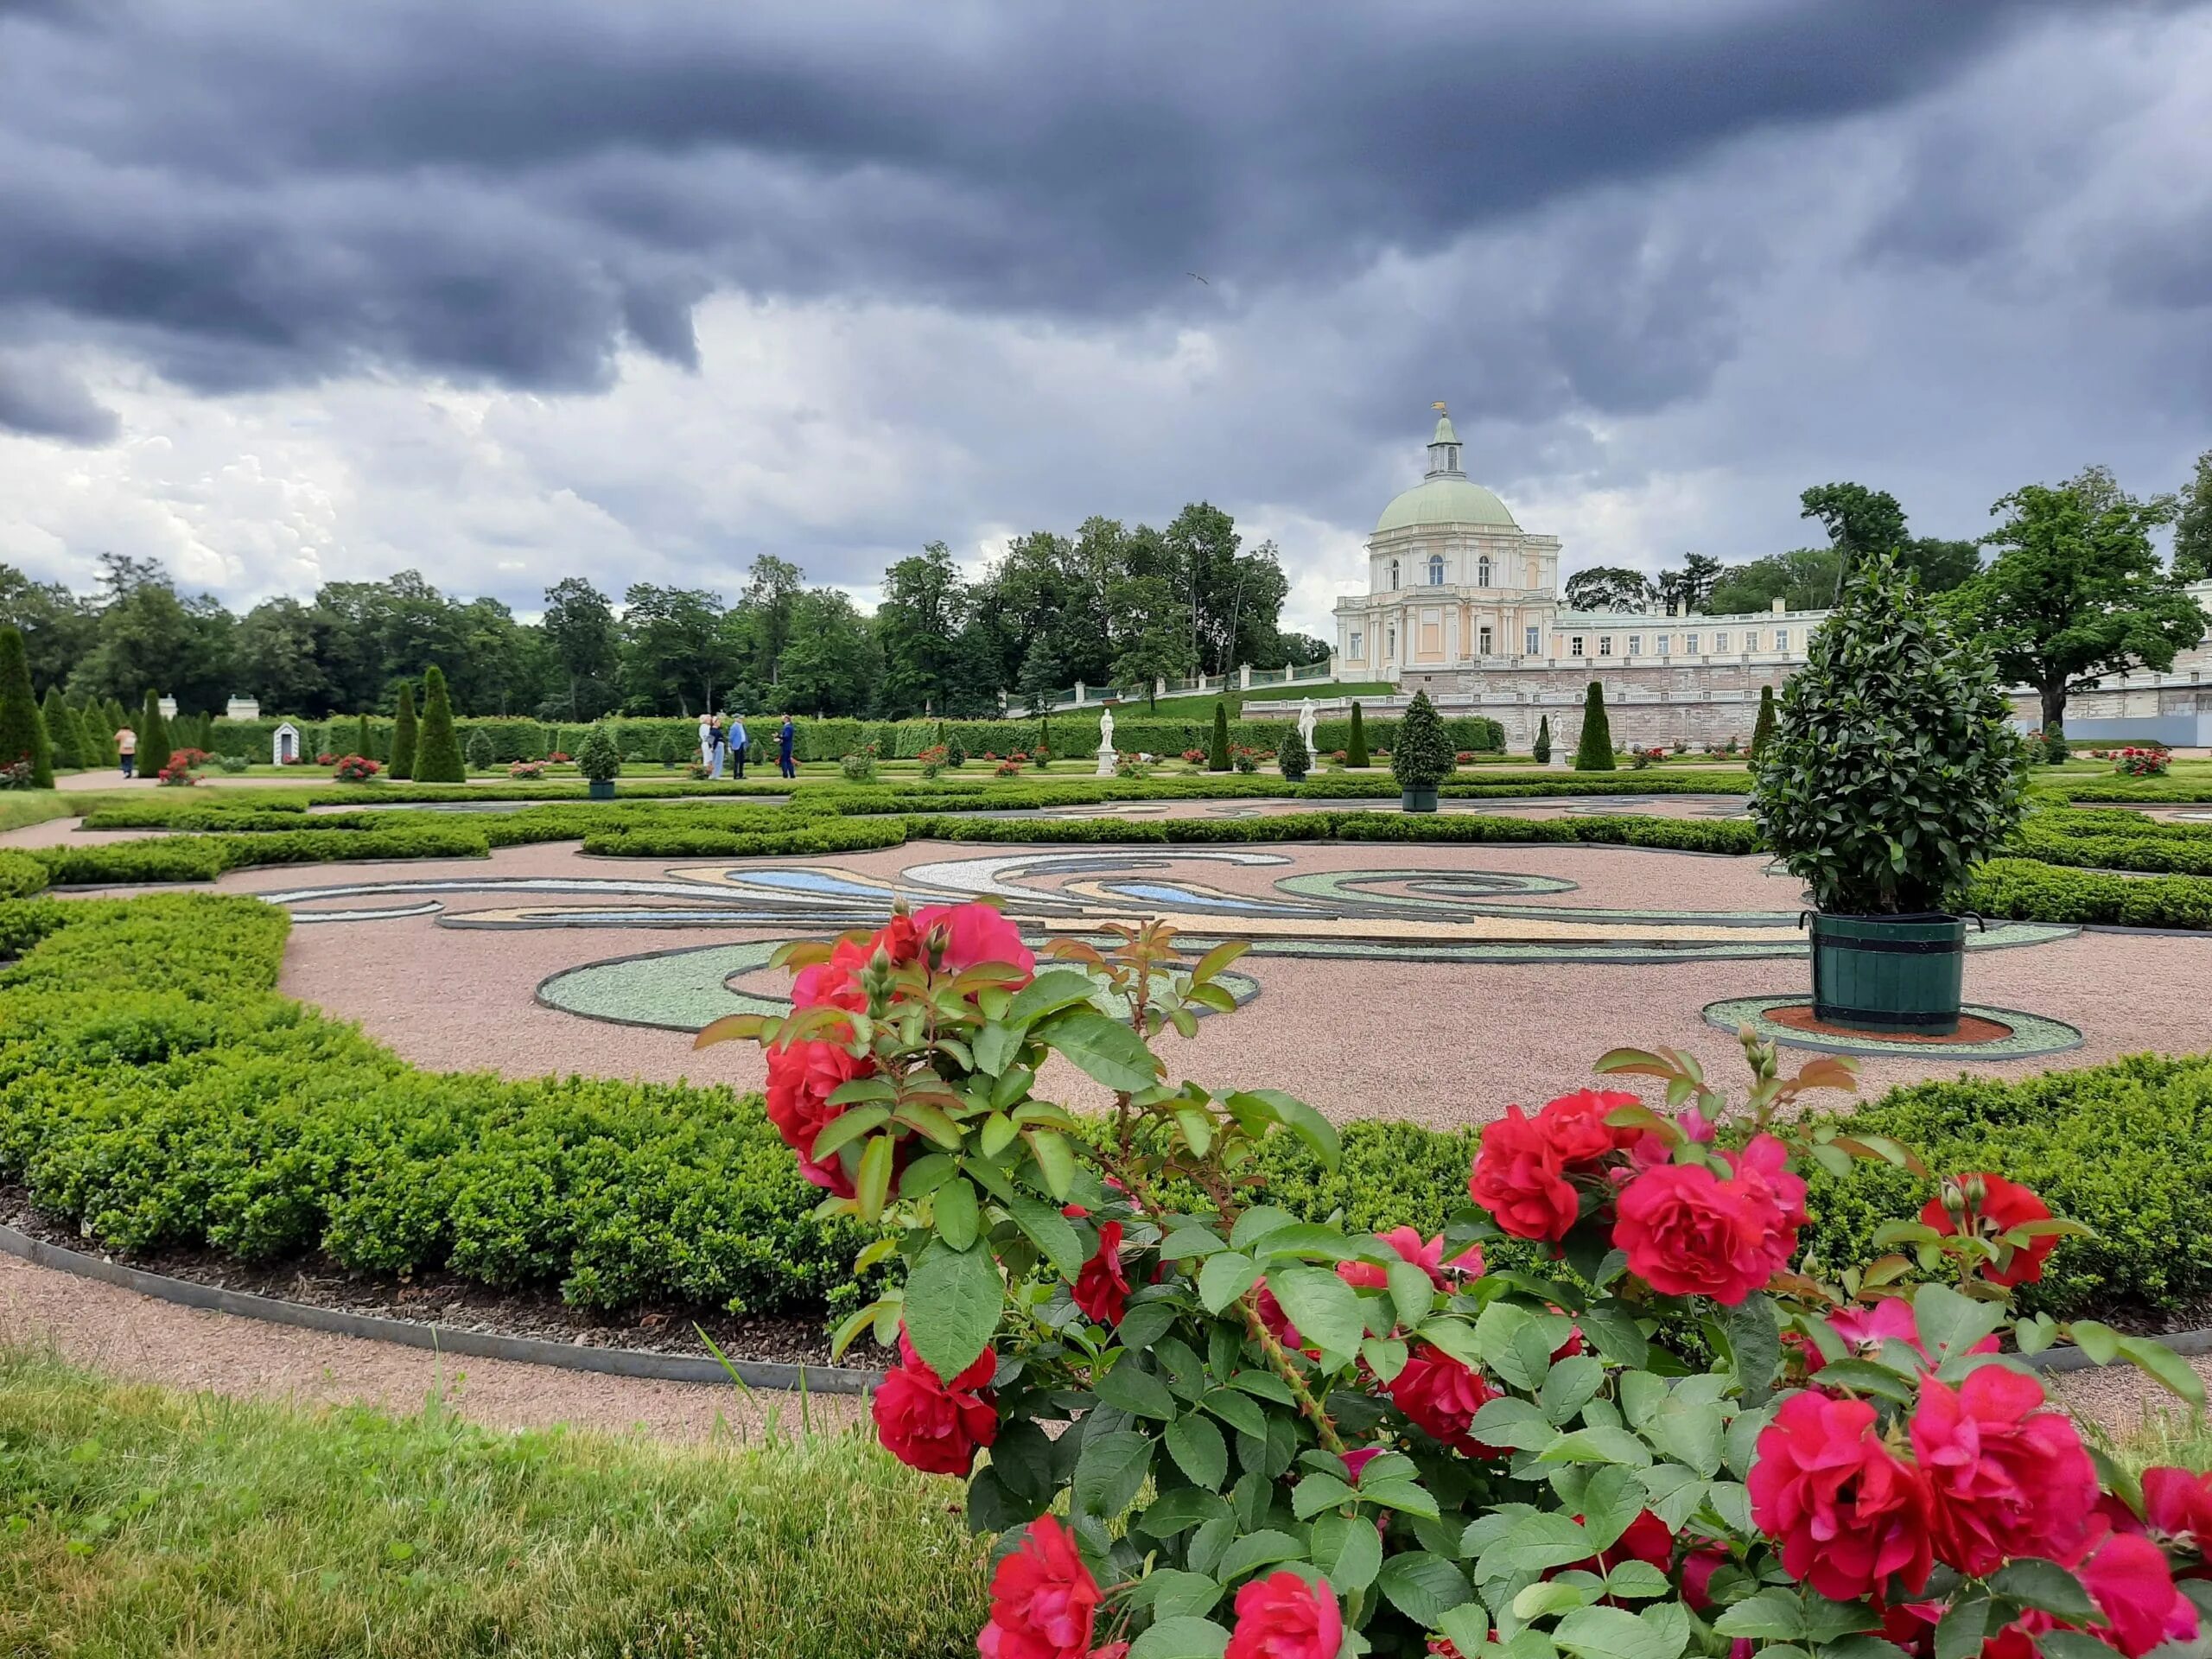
(0, 1185, 880, 1372)
(1769, 1005, 2015, 1045)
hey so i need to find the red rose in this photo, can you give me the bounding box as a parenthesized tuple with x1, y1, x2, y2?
(2143, 1466, 2212, 1557)
(1681, 1546, 1731, 1611)
(2075, 1524, 2200, 1656)
(1225, 1570, 1343, 1659)
(1611, 1135, 1803, 1306)
(1470, 1106, 1580, 1242)
(1910, 1366, 2096, 1577)
(1387, 1343, 1500, 1458)
(1074, 1221, 1131, 1326)
(1747, 1390, 1933, 1602)
(763, 1035, 874, 1196)
(1535, 1088, 1644, 1166)
(871, 1331, 996, 1478)
(911, 902, 1036, 981)
(1919, 1173, 2057, 1288)
(1337, 1225, 1484, 1292)
(978, 1515, 1100, 1659)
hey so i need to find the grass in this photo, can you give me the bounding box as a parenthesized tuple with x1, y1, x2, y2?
(0, 1349, 987, 1659)
(0, 791, 134, 834)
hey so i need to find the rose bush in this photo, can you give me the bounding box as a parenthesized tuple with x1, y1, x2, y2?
(702, 904, 2209, 1659)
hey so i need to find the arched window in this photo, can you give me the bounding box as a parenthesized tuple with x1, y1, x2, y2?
(1389, 558, 1399, 589)
(1427, 554, 1446, 587)
(1477, 556, 1491, 588)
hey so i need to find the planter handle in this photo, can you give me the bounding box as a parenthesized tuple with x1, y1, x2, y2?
(1961, 911, 1989, 933)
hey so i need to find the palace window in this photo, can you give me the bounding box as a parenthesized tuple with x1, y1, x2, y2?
(1478, 625, 1493, 656)
(1774, 629, 1789, 652)
(1478, 556, 1491, 587)
(1686, 632, 1700, 653)
(1569, 635, 1586, 657)
(1387, 626, 1396, 659)
(1349, 629, 1363, 658)
(1428, 554, 1446, 586)
(1713, 631, 1729, 652)
(1525, 625, 1541, 656)
(1598, 636, 1614, 657)
(1389, 558, 1400, 589)
(1628, 634, 1643, 656)
(1657, 635, 1670, 657)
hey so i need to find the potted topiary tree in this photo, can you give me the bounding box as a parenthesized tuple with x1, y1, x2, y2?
(1751, 551, 2028, 1034)
(1274, 720, 1308, 783)
(1389, 689, 1453, 811)
(575, 721, 623, 799)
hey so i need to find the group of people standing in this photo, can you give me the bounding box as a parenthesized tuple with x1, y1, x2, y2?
(698, 711, 797, 779)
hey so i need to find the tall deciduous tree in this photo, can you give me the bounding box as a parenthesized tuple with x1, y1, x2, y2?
(1707, 549, 1842, 617)
(1106, 574, 1194, 706)
(540, 577, 620, 722)
(2175, 448, 2212, 584)
(875, 543, 972, 717)
(1014, 635, 1064, 716)
(620, 584, 726, 715)
(775, 589, 879, 715)
(1798, 480, 1977, 599)
(1949, 466, 2202, 729)
(1563, 567, 1656, 613)
(1655, 554, 1723, 614)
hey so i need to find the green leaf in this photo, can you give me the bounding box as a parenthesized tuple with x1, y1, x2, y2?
(1225, 1088, 1342, 1172)
(1354, 1478, 1440, 1520)
(1291, 1473, 1357, 1519)
(1537, 1427, 1653, 1469)
(1137, 1488, 1229, 1540)
(1310, 1510, 1382, 1594)
(1047, 1009, 1160, 1093)
(1576, 1467, 1648, 1556)
(1217, 1529, 1306, 1583)
(1073, 1428, 1154, 1519)
(1934, 1596, 1991, 1659)
(1912, 1282, 2006, 1365)
(1603, 1561, 1670, 1601)
(810, 1103, 890, 1159)
(1388, 1260, 1440, 1330)
(1377, 1551, 1471, 1626)
(1475, 1512, 1609, 1580)
(1198, 1252, 1261, 1314)
(1024, 1128, 1077, 1201)
(902, 1243, 1002, 1380)
(1132, 1569, 1224, 1624)
(2114, 1335, 2209, 1406)
(1438, 1606, 1492, 1656)
(1552, 1606, 1690, 1659)
(1166, 1413, 1229, 1491)
(1127, 1615, 1231, 1659)
(1201, 1389, 1268, 1441)
(1228, 1206, 1300, 1251)
(1266, 1266, 1367, 1358)
(1646, 1401, 1723, 1478)
(2036, 1635, 2121, 1659)
(1723, 1294, 1782, 1402)
(1005, 968, 1103, 1025)
(1360, 1337, 1408, 1383)
(1989, 1559, 2096, 1621)
(1468, 1396, 1559, 1452)
(970, 1020, 1018, 1077)
(1714, 1593, 1807, 1640)
(1541, 1356, 1606, 1424)
(855, 1132, 893, 1221)
(1096, 1358, 1179, 1422)
(1516, 1580, 1599, 1620)
(1006, 1193, 1085, 1279)
(934, 1179, 979, 1252)
(1159, 1225, 1228, 1260)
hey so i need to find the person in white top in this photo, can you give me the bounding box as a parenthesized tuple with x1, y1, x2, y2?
(115, 724, 137, 779)
(698, 712, 715, 775)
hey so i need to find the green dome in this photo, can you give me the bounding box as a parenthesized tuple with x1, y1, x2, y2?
(1375, 475, 1520, 533)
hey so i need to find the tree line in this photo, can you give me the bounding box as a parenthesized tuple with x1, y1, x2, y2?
(0, 501, 1321, 722)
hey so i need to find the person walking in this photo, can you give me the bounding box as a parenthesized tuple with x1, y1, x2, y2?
(778, 713, 796, 779)
(708, 713, 725, 779)
(115, 721, 137, 779)
(728, 711, 748, 780)
(696, 709, 715, 773)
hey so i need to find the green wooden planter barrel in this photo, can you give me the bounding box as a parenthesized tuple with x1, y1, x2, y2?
(588, 779, 617, 800)
(1807, 912, 1966, 1034)
(1401, 786, 1439, 813)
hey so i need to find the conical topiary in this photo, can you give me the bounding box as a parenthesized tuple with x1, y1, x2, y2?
(412, 666, 465, 783)
(38, 685, 78, 771)
(137, 690, 173, 778)
(1389, 689, 1454, 791)
(353, 712, 373, 761)
(1533, 714, 1552, 764)
(1573, 682, 1615, 771)
(1275, 720, 1309, 783)
(1346, 702, 1369, 768)
(62, 700, 99, 772)
(467, 727, 497, 772)
(1751, 684, 1777, 760)
(1208, 701, 1231, 771)
(0, 631, 54, 788)
(391, 682, 419, 779)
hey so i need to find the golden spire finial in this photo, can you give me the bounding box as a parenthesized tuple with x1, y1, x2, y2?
(1432, 401, 1448, 414)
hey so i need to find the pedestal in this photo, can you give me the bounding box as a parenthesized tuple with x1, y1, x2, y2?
(1094, 747, 1116, 777)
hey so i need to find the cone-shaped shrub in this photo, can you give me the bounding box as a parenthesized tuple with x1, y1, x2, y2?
(1207, 701, 1230, 771)
(390, 682, 419, 779)
(137, 690, 173, 778)
(412, 665, 465, 782)
(351, 712, 372, 761)
(64, 701, 99, 770)
(1275, 721, 1309, 782)
(1347, 702, 1369, 767)
(1389, 689, 1454, 789)
(1573, 682, 1615, 770)
(38, 685, 77, 770)
(0, 631, 53, 787)
(1751, 684, 1777, 760)
(1533, 714, 1552, 763)
(466, 727, 496, 772)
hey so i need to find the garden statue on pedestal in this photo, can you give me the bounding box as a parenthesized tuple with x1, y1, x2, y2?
(1094, 705, 1116, 777)
(1296, 696, 1318, 758)
(1751, 552, 2027, 1033)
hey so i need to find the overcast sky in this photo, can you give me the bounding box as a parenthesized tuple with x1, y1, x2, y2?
(1, 1, 2207, 638)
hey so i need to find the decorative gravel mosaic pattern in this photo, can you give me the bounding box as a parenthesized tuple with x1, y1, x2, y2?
(1701, 995, 2085, 1060)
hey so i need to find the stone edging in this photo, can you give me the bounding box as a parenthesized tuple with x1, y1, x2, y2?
(0, 1223, 880, 1395)
(6, 1219, 2207, 1389)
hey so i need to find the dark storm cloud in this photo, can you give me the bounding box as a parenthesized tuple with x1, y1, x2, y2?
(0, 0, 2116, 429)
(0, 351, 118, 443)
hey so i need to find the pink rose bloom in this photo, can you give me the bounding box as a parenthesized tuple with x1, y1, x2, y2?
(1910, 1367, 2097, 1577)
(2075, 1525, 2201, 1656)
(1612, 1137, 1804, 1306)
(1747, 1391, 1934, 1602)
(872, 1331, 996, 1478)
(911, 902, 1036, 981)
(2144, 1465, 2212, 1558)
(1337, 1225, 1484, 1292)
(1469, 1106, 1580, 1242)
(1225, 1571, 1343, 1659)
(791, 914, 923, 1008)
(763, 1035, 874, 1195)
(1387, 1343, 1501, 1458)
(977, 1515, 1099, 1659)
(1533, 1089, 1644, 1166)
(1340, 1447, 1382, 1480)
(1807, 1298, 2000, 1378)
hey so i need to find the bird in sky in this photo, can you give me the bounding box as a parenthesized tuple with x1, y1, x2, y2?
(1186, 271, 1210, 284)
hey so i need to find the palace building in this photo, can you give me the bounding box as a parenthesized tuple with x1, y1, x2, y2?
(1329, 409, 2212, 751)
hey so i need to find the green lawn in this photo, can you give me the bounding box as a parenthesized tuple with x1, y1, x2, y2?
(0, 1350, 986, 1659)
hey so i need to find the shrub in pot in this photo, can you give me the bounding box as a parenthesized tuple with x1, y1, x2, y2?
(1751, 552, 2028, 1033)
(1277, 721, 1310, 783)
(575, 722, 623, 798)
(1390, 689, 1453, 810)
(704, 906, 2206, 1659)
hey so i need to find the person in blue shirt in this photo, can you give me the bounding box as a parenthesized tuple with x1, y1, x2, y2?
(728, 712, 749, 779)
(778, 713, 796, 779)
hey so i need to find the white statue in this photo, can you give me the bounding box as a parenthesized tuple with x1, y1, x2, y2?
(1094, 706, 1116, 776)
(1296, 698, 1318, 755)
